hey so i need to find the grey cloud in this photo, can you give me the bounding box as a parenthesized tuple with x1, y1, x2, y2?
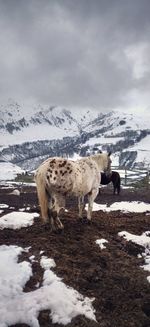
(0, 0, 150, 111)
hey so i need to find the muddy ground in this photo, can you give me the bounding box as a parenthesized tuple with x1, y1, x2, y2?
(0, 183, 150, 327)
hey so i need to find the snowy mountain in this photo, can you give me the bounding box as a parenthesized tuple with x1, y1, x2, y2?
(0, 162, 25, 181)
(0, 100, 150, 170)
(0, 101, 99, 147)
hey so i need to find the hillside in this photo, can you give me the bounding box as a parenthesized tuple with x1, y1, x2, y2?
(0, 100, 150, 170)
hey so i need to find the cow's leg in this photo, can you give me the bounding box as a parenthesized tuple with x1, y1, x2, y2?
(55, 216, 64, 230)
(113, 182, 117, 195)
(87, 188, 99, 221)
(78, 196, 84, 219)
(51, 194, 65, 230)
(48, 196, 56, 230)
(50, 216, 56, 231)
(48, 208, 64, 231)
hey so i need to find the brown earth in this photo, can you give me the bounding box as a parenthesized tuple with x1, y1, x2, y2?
(0, 183, 150, 327)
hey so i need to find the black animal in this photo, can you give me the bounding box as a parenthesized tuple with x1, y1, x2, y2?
(100, 171, 121, 194)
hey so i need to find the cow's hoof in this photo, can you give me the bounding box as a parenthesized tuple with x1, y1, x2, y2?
(83, 218, 92, 225)
(42, 222, 51, 230)
(54, 228, 64, 234)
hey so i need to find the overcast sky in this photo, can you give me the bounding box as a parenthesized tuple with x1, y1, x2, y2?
(0, 0, 150, 113)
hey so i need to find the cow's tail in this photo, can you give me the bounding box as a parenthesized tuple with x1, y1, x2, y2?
(35, 172, 49, 223)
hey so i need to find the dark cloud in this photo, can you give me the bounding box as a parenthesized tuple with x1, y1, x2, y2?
(0, 0, 150, 111)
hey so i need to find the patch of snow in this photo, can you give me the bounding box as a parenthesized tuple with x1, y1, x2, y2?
(9, 189, 20, 196)
(0, 211, 39, 230)
(118, 231, 150, 283)
(0, 162, 25, 181)
(95, 239, 108, 249)
(0, 204, 9, 209)
(0, 246, 96, 326)
(85, 201, 150, 213)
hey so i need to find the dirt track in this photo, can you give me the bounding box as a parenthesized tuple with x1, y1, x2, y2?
(0, 184, 150, 327)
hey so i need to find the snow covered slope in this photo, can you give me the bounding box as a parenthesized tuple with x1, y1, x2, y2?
(0, 100, 150, 169)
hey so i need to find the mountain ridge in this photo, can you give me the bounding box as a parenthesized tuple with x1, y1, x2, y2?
(0, 101, 150, 170)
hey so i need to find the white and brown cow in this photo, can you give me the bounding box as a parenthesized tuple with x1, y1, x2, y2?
(34, 152, 111, 231)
